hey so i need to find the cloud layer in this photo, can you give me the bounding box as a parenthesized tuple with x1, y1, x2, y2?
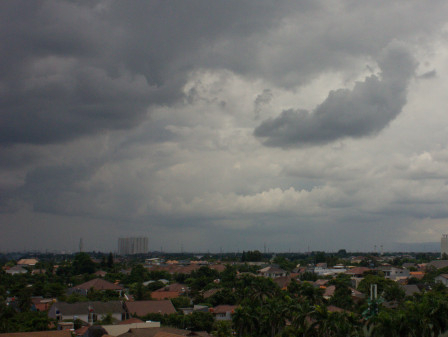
(1, 1, 448, 252)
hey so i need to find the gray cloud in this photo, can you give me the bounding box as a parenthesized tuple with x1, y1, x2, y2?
(254, 43, 417, 147)
(2, 1, 448, 252)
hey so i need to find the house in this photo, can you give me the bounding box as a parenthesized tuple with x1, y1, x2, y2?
(180, 305, 209, 315)
(402, 262, 416, 269)
(117, 327, 211, 337)
(210, 305, 237, 321)
(435, 274, 448, 286)
(102, 321, 161, 336)
(345, 267, 370, 277)
(273, 275, 293, 290)
(323, 285, 336, 300)
(409, 271, 425, 280)
(313, 266, 347, 276)
(48, 301, 127, 323)
(125, 300, 176, 317)
(31, 297, 54, 311)
(258, 265, 288, 278)
(5, 265, 28, 275)
(314, 279, 330, 288)
(202, 288, 219, 299)
(150, 291, 181, 300)
(119, 318, 145, 324)
(17, 258, 39, 267)
(0, 331, 71, 337)
(152, 283, 188, 299)
(68, 278, 123, 296)
(378, 266, 409, 281)
(427, 260, 448, 270)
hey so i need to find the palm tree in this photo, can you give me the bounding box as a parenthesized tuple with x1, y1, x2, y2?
(287, 299, 315, 337)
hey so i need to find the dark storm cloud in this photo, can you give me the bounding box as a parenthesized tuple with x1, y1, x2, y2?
(0, 1, 445, 147)
(0, 0, 293, 146)
(254, 43, 417, 147)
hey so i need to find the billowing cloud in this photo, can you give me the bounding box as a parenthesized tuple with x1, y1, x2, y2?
(254, 43, 418, 147)
(1, 1, 448, 252)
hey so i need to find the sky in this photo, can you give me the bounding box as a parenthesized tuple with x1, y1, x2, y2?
(2, 1, 448, 253)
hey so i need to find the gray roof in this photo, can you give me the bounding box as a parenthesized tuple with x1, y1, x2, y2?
(427, 260, 448, 270)
(50, 301, 125, 315)
(125, 300, 176, 316)
(402, 284, 420, 297)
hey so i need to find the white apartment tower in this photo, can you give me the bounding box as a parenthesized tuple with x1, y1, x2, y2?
(118, 237, 148, 255)
(441, 234, 448, 258)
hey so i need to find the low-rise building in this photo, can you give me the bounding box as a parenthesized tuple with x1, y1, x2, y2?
(258, 265, 288, 278)
(67, 278, 123, 296)
(210, 305, 237, 321)
(125, 300, 176, 317)
(435, 274, 448, 286)
(48, 301, 126, 323)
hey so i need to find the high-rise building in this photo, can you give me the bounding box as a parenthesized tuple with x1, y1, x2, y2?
(118, 237, 148, 255)
(441, 234, 448, 258)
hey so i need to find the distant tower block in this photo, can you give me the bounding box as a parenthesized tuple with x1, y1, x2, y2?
(441, 234, 448, 257)
(118, 237, 148, 255)
(79, 238, 84, 252)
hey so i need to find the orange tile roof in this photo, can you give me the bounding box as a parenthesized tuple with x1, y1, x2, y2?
(151, 291, 180, 300)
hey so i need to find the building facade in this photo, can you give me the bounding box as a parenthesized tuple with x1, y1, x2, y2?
(118, 237, 148, 255)
(442, 234, 448, 257)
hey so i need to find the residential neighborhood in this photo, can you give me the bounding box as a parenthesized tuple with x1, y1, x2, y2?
(2, 249, 448, 336)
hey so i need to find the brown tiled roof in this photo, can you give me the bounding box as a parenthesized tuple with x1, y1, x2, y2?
(273, 276, 292, 289)
(119, 317, 144, 325)
(72, 278, 123, 291)
(345, 267, 370, 275)
(211, 305, 237, 314)
(314, 279, 329, 287)
(209, 264, 226, 272)
(0, 332, 71, 337)
(119, 327, 193, 337)
(125, 300, 176, 316)
(323, 285, 336, 298)
(150, 291, 180, 300)
(202, 289, 219, 299)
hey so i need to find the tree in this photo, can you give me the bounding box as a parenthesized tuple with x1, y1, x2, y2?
(189, 311, 214, 332)
(212, 320, 232, 337)
(107, 253, 114, 269)
(99, 313, 114, 325)
(73, 253, 96, 274)
(382, 282, 405, 302)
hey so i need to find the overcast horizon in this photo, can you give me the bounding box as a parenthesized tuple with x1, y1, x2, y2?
(2, 1, 448, 253)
